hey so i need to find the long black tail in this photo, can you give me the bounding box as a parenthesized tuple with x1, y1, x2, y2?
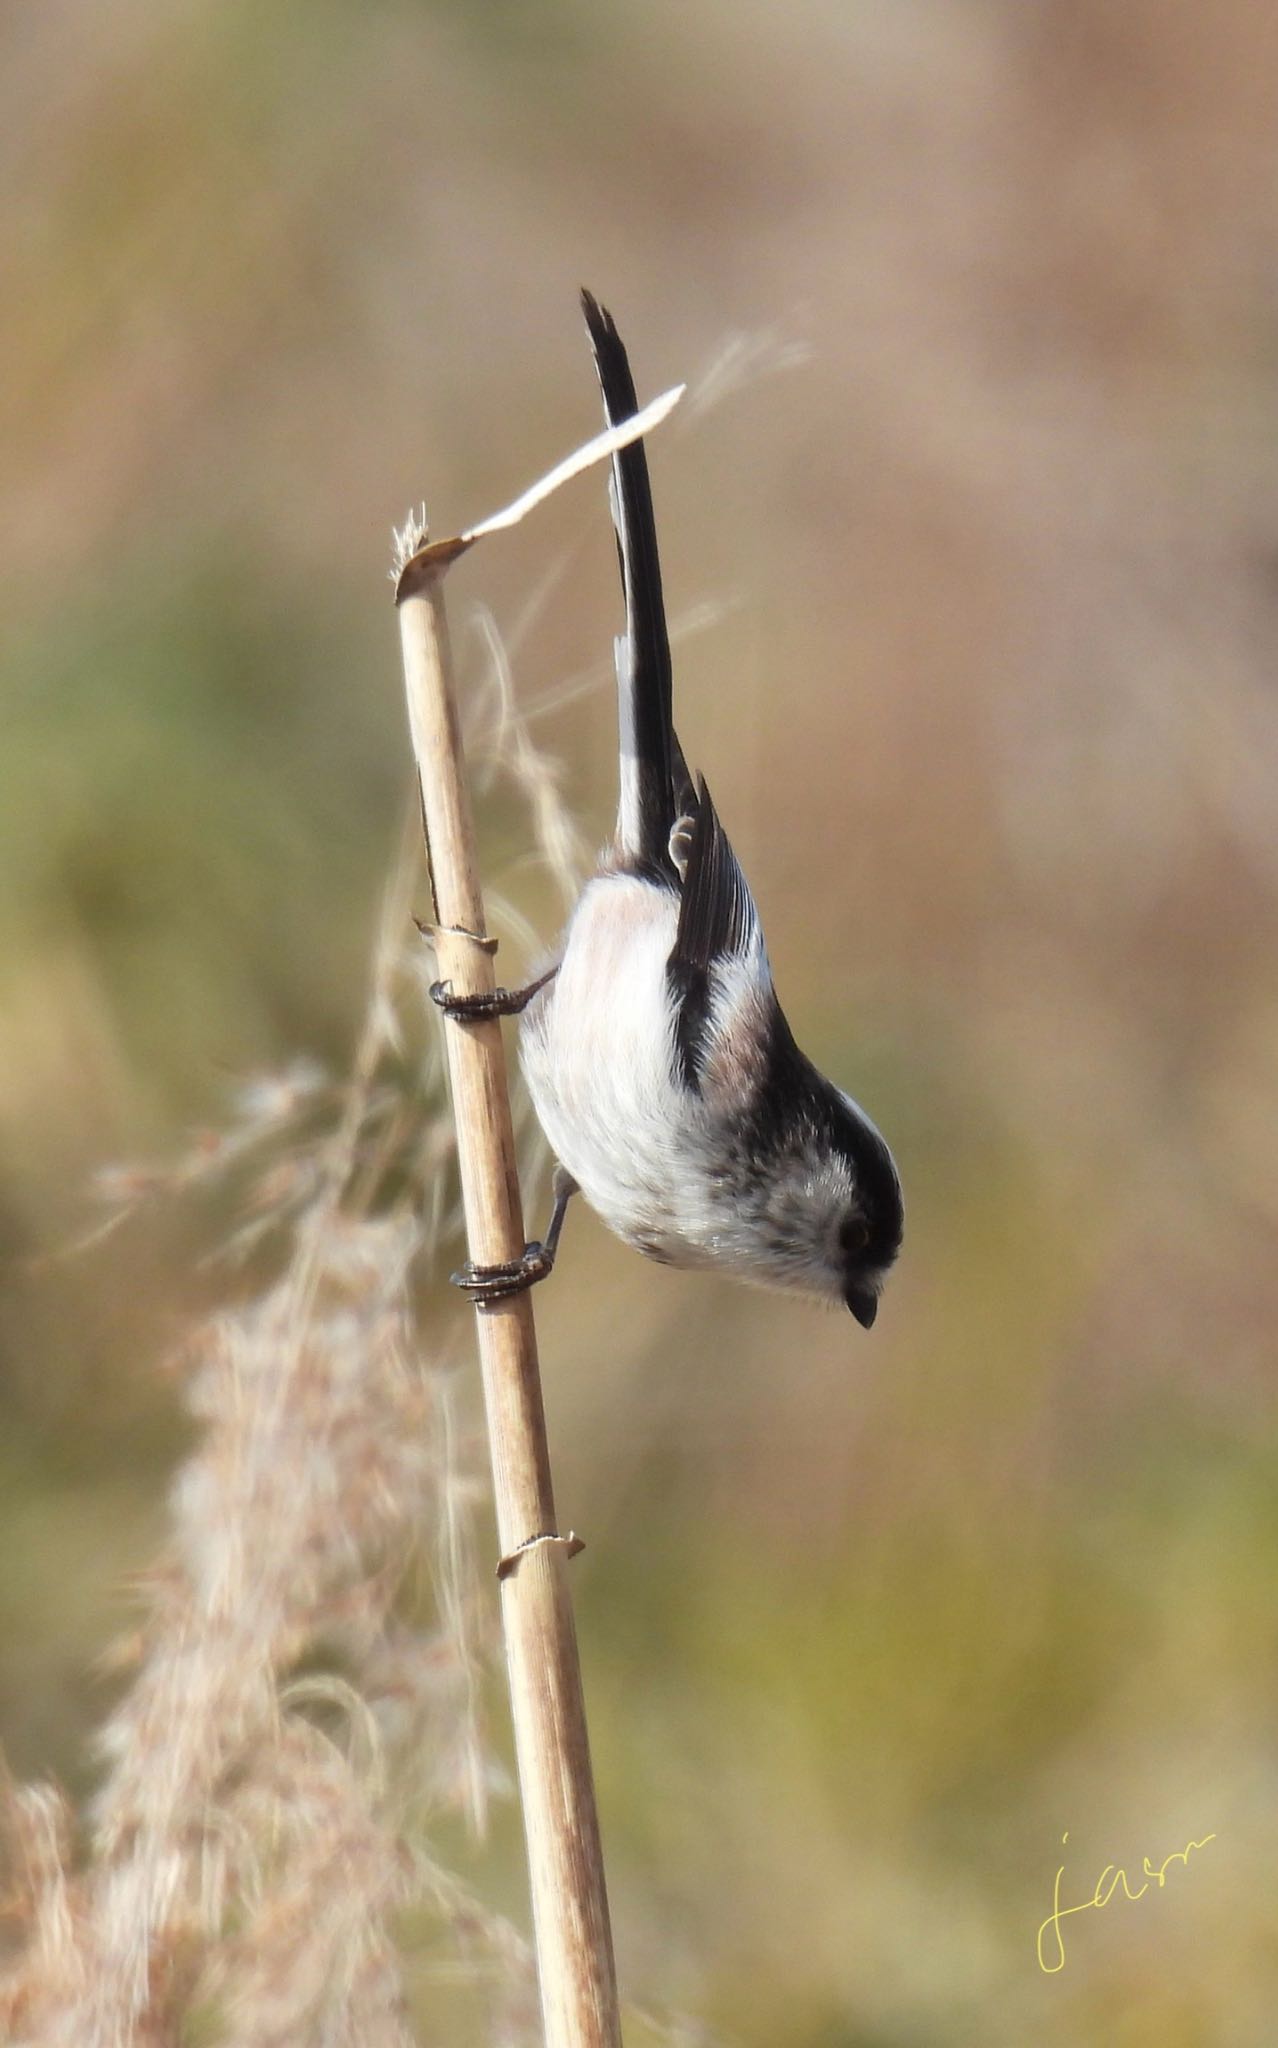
(581, 290, 682, 879)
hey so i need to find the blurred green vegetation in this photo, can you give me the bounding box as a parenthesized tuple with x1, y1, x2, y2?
(3, 0, 1278, 2040)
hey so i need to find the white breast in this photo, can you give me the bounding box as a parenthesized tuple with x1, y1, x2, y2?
(519, 873, 709, 1262)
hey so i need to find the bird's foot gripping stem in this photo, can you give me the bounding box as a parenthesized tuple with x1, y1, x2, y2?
(429, 967, 557, 1022)
(449, 1169, 577, 1309)
(451, 1240, 558, 1304)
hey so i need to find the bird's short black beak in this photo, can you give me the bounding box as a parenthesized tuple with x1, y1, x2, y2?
(847, 1287, 878, 1329)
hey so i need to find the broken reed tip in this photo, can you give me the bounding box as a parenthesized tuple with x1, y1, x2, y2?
(390, 379, 684, 603)
(391, 506, 477, 603)
(393, 534, 475, 605)
(390, 504, 429, 580)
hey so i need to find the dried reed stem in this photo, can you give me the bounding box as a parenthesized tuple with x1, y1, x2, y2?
(395, 561, 621, 2048)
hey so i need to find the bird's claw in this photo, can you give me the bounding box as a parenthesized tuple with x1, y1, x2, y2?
(430, 978, 547, 1021)
(450, 1242, 557, 1305)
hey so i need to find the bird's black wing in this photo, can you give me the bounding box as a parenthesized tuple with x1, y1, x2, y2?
(667, 777, 763, 1089)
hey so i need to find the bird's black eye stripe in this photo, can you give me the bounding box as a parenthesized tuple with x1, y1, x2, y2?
(840, 1216, 869, 1256)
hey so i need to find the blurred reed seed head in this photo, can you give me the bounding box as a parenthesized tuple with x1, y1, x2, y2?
(0, 615, 590, 2048)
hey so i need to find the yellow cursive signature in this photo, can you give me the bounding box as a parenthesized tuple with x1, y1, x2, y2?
(1037, 1828, 1217, 1973)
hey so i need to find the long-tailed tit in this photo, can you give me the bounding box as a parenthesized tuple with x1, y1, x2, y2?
(438, 292, 902, 1323)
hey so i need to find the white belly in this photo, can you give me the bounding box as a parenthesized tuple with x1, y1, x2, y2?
(519, 873, 713, 1263)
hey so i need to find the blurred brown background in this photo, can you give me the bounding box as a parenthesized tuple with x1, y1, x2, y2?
(3, 1, 1277, 2041)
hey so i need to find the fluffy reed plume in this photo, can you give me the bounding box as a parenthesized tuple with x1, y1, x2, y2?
(0, 621, 586, 2048)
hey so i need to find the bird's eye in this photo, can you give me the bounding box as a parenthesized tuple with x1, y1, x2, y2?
(840, 1216, 869, 1256)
